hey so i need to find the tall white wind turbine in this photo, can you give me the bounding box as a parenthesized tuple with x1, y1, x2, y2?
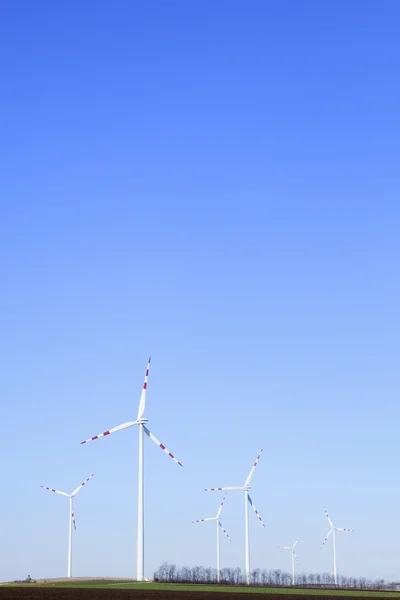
(278, 537, 299, 585)
(192, 494, 231, 582)
(205, 449, 265, 585)
(41, 474, 94, 578)
(81, 358, 183, 582)
(320, 506, 353, 585)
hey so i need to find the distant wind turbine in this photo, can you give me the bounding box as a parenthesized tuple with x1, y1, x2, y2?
(321, 506, 353, 585)
(41, 474, 94, 577)
(192, 494, 231, 582)
(81, 358, 183, 581)
(278, 537, 299, 585)
(204, 449, 265, 585)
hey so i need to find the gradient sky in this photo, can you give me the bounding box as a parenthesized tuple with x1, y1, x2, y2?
(1, 0, 399, 584)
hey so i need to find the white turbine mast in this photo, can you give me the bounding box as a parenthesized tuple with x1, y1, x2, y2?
(278, 537, 299, 585)
(320, 506, 353, 585)
(41, 474, 94, 577)
(204, 449, 265, 585)
(81, 358, 183, 581)
(192, 493, 232, 583)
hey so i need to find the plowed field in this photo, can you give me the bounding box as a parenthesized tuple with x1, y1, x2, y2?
(0, 588, 398, 600)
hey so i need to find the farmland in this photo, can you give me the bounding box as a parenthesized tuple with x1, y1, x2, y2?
(2, 582, 400, 600)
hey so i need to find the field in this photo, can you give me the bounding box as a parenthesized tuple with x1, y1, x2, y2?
(2, 582, 400, 600)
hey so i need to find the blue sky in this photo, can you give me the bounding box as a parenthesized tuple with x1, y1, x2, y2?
(1, 0, 399, 583)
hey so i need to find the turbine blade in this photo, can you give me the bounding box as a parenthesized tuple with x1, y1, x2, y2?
(278, 546, 292, 550)
(320, 528, 333, 549)
(137, 357, 151, 421)
(40, 486, 69, 497)
(292, 537, 300, 548)
(323, 506, 334, 529)
(143, 426, 183, 467)
(80, 421, 137, 444)
(204, 486, 243, 491)
(336, 527, 354, 532)
(71, 473, 94, 497)
(247, 494, 266, 528)
(192, 518, 216, 523)
(216, 493, 227, 518)
(71, 511, 76, 531)
(294, 551, 300, 564)
(218, 520, 232, 541)
(244, 449, 263, 487)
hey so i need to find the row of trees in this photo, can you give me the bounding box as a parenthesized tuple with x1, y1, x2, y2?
(153, 562, 387, 589)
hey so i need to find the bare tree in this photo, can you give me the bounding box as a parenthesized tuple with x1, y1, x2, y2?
(251, 568, 260, 585)
(153, 562, 387, 590)
(233, 567, 243, 585)
(359, 577, 367, 589)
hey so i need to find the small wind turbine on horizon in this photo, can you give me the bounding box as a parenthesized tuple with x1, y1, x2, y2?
(41, 474, 94, 578)
(204, 449, 266, 585)
(192, 494, 232, 583)
(278, 537, 299, 585)
(80, 358, 183, 582)
(321, 506, 353, 585)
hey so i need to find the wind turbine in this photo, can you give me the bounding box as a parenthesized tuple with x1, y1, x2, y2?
(204, 449, 265, 585)
(41, 474, 94, 577)
(278, 537, 299, 585)
(192, 494, 231, 582)
(80, 358, 183, 582)
(320, 506, 353, 585)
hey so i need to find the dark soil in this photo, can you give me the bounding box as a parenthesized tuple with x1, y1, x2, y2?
(0, 588, 391, 600)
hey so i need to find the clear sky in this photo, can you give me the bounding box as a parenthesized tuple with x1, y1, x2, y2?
(1, 0, 399, 584)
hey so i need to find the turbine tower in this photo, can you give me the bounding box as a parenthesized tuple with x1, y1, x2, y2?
(41, 474, 94, 577)
(81, 358, 183, 581)
(205, 449, 265, 585)
(320, 506, 353, 585)
(278, 537, 299, 585)
(192, 494, 231, 582)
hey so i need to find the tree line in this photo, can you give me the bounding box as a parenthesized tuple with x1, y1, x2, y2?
(153, 562, 388, 589)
